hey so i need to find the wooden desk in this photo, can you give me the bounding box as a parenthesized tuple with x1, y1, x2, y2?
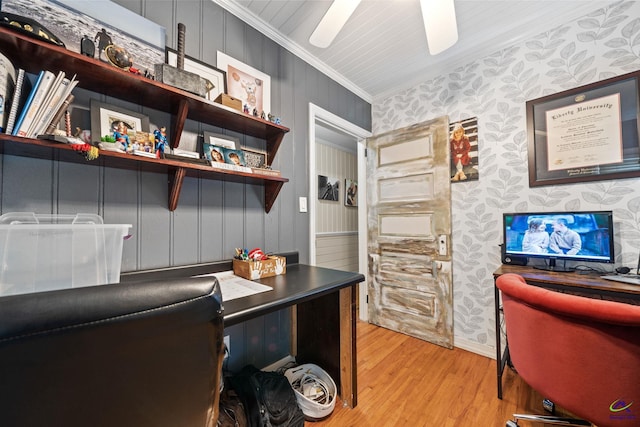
(493, 265, 640, 399)
(224, 264, 364, 408)
(121, 255, 364, 408)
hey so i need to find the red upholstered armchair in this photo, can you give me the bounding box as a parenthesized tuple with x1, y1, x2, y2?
(496, 273, 640, 427)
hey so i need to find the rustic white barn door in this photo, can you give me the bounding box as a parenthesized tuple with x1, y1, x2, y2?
(366, 116, 453, 348)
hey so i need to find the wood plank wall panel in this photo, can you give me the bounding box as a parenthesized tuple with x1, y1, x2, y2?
(316, 234, 359, 272)
(1, 154, 53, 213)
(0, 0, 370, 370)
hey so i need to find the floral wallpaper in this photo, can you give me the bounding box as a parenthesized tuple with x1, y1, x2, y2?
(372, 0, 640, 354)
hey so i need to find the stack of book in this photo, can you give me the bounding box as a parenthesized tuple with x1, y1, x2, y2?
(6, 69, 78, 138)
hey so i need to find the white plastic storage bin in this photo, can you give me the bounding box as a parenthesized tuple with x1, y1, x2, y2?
(0, 212, 131, 297)
(285, 363, 337, 421)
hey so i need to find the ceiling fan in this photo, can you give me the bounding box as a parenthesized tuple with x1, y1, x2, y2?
(309, 0, 458, 54)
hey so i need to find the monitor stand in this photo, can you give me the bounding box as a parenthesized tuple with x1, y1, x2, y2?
(533, 258, 575, 272)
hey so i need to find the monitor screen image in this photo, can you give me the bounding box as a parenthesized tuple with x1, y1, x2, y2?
(503, 211, 614, 271)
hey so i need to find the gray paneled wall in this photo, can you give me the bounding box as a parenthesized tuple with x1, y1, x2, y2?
(0, 0, 371, 370)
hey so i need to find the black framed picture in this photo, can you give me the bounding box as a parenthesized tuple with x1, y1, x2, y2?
(318, 175, 339, 202)
(167, 48, 227, 101)
(242, 148, 267, 169)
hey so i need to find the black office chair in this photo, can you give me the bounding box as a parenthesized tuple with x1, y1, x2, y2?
(0, 277, 225, 427)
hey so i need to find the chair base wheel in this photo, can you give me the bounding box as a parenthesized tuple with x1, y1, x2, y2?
(506, 421, 518, 427)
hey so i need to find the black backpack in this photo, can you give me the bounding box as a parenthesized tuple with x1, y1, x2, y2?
(229, 365, 304, 427)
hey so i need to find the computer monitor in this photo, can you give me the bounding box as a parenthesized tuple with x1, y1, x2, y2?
(503, 211, 614, 272)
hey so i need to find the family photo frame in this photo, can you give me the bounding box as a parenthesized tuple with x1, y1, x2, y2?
(202, 132, 239, 162)
(526, 70, 640, 187)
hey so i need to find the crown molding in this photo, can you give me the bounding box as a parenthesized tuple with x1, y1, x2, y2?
(210, 0, 372, 103)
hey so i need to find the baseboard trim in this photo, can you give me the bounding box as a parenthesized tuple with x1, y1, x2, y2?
(454, 337, 495, 359)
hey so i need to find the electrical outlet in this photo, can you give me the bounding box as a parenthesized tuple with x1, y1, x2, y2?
(224, 335, 230, 358)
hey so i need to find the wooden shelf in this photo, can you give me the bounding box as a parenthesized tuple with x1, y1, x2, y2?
(0, 27, 289, 212)
(0, 134, 287, 212)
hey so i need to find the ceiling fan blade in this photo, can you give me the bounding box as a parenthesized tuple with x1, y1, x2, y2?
(309, 0, 362, 48)
(420, 0, 458, 55)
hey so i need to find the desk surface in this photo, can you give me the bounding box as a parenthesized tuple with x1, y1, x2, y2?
(223, 264, 364, 326)
(494, 264, 640, 296)
(120, 255, 365, 325)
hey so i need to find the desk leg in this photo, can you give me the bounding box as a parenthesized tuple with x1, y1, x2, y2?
(339, 285, 357, 408)
(296, 286, 358, 408)
(495, 280, 503, 399)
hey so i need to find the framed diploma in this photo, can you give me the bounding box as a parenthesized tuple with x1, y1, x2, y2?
(526, 70, 640, 187)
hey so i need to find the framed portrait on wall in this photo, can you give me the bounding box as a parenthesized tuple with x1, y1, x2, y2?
(345, 179, 358, 206)
(449, 117, 479, 182)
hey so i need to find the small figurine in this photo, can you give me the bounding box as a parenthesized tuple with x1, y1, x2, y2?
(94, 28, 113, 61)
(260, 111, 266, 120)
(113, 121, 130, 152)
(243, 104, 250, 114)
(80, 35, 95, 58)
(154, 126, 168, 159)
(252, 108, 258, 117)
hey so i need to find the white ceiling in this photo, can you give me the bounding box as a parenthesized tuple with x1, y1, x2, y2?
(214, 0, 614, 102)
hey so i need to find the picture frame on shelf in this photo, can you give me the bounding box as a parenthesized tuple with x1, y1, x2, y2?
(222, 148, 247, 166)
(166, 48, 227, 101)
(242, 147, 267, 169)
(90, 99, 150, 145)
(205, 145, 226, 163)
(2, 0, 165, 72)
(203, 131, 239, 149)
(203, 132, 240, 162)
(217, 51, 271, 114)
(527, 69, 640, 187)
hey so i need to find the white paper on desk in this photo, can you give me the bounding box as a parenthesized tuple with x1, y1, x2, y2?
(195, 270, 273, 301)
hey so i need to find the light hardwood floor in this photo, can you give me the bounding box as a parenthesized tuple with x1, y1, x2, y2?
(308, 320, 563, 427)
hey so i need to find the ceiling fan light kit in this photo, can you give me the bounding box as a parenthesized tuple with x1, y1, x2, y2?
(420, 0, 459, 55)
(309, 0, 458, 55)
(309, 0, 362, 48)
